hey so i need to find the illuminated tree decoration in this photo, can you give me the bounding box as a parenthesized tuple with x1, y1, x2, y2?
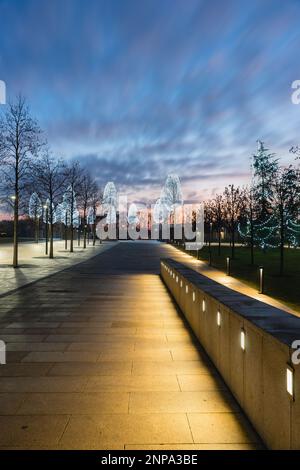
(62, 185, 78, 226)
(238, 214, 300, 249)
(153, 198, 169, 224)
(287, 218, 300, 247)
(127, 203, 139, 225)
(73, 208, 80, 228)
(238, 214, 279, 249)
(29, 192, 42, 219)
(42, 199, 56, 224)
(55, 202, 67, 224)
(102, 182, 118, 225)
(105, 206, 117, 225)
(161, 174, 183, 214)
(87, 206, 96, 225)
(102, 182, 118, 211)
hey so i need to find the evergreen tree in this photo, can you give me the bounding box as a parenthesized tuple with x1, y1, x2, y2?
(252, 141, 278, 219)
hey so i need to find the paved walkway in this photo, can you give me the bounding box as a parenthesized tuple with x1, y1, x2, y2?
(0, 241, 262, 449)
(0, 240, 116, 296)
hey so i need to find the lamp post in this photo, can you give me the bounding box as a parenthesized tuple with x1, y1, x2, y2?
(43, 203, 49, 255)
(64, 211, 68, 250)
(259, 266, 264, 294)
(209, 222, 213, 265)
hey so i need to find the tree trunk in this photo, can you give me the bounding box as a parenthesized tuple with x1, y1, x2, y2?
(13, 195, 18, 268)
(93, 223, 96, 246)
(49, 219, 54, 259)
(279, 212, 284, 276)
(250, 218, 254, 265)
(45, 216, 48, 256)
(231, 221, 235, 259)
(83, 209, 87, 248)
(70, 223, 74, 252)
(70, 195, 74, 253)
(83, 226, 87, 248)
(218, 224, 221, 256)
(35, 216, 39, 243)
(64, 214, 68, 250)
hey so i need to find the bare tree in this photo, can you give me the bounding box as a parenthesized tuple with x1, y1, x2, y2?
(90, 184, 102, 245)
(223, 185, 244, 259)
(78, 172, 97, 249)
(32, 150, 66, 258)
(65, 161, 82, 253)
(0, 95, 42, 267)
(273, 166, 299, 275)
(211, 194, 224, 255)
(204, 200, 214, 250)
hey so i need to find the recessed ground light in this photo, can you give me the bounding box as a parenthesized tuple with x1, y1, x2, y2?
(202, 299, 206, 312)
(240, 329, 245, 351)
(287, 365, 294, 398)
(186, 285, 189, 294)
(217, 310, 221, 326)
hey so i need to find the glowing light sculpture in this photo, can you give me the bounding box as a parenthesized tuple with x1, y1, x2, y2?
(29, 192, 42, 243)
(102, 182, 118, 213)
(127, 203, 139, 225)
(87, 206, 96, 225)
(29, 193, 42, 220)
(161, 173, 183, 215)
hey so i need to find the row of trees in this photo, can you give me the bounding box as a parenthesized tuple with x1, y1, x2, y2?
(0, 96, 102, 267)
(204, 141, 300, 275)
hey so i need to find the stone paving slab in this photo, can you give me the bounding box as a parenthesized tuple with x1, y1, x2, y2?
(0, 241, 263, 449)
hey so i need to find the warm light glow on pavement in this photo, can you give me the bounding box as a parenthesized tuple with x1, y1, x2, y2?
(166, 244, 298, 317)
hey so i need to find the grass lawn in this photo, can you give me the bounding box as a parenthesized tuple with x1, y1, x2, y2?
(182, 244, 300, 313)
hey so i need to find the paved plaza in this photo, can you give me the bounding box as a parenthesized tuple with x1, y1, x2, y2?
(0, 240, 115, 296)
(0, 241, 262, 449)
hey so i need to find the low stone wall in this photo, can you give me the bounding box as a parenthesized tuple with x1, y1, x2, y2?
(161, 258, 300, 449)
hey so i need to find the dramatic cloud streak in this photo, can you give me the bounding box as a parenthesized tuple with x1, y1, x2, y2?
(0, 0, 299, 202)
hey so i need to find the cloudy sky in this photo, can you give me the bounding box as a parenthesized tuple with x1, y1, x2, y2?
(0, 0, 300, 203)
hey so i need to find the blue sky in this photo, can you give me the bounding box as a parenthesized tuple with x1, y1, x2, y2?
(0, 0, 300, 202)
